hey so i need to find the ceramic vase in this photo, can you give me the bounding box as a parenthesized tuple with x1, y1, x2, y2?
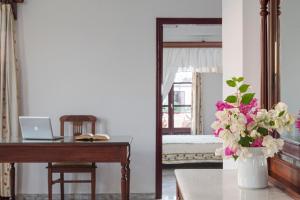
(237, 147, 268, 189)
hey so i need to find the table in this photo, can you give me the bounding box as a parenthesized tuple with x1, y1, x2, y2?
(175, 169, 293, 200)
(0, 136, 132, 200)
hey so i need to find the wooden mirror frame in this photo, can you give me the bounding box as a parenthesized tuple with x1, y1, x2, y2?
(260, 0, 300, 196)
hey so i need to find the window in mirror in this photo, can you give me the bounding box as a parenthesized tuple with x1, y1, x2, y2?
(162, 71, 192, 134)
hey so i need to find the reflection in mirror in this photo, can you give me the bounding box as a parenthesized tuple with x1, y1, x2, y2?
(162, 24, 222, 135)
(280, 0, 300, 144)
(160, 22, 223, 198)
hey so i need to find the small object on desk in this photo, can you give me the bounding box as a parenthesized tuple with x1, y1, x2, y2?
(75, 133, 110, 141)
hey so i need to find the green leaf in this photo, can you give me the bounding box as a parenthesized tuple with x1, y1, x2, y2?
(269, 121, 275, 126)
(239, 84, 250, 93)
(226, 80, 236, 87)
(278, 111, 285, 117)
(241, 93, 255, 105)
(239, 136, 253, 147)
(225, 95, 237, 103)
(232, 77, 238, 82)
(237, 77, 244, 82)
(257, 127, 269, 136)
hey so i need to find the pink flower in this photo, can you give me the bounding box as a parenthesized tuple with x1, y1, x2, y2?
(245, 114, 254, 125)
(214, 128, 223, 137)
(296, 118, 300, 131)
(225, 147, 237, 156)
(239, 98, 258, 115)
(251, 138, 263, 147)
(216, 101, 234, 111)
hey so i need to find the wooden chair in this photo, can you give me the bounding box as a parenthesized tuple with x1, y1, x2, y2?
(47, 115, 97, 200)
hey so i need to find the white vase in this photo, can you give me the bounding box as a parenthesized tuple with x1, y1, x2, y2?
(237, 147, 268, 189)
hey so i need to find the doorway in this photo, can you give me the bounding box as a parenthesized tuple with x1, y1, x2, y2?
(156, 18, 222, 199)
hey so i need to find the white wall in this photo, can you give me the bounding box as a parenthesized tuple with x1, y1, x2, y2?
(222, 0, 243, 169)
(222, 0, 260, 100)
(222, 0, 260, 169)
(16, 0, 222, 194)
(222, 0, 244, 98)
(243, 0, 261, 101)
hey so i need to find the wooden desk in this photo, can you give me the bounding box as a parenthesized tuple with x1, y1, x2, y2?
(0, 136, 132, 200)
(175, 169, 293, 200)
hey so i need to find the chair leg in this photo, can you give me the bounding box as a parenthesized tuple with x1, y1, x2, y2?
(91, 168, 96, 200)
(60, 173, 65, 200)
(48, 167, 53, 200)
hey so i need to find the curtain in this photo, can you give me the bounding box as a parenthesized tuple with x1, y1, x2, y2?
(0, 3, 19, 198)
(162, 48, 222, 99)
(191, 72, 203, 135)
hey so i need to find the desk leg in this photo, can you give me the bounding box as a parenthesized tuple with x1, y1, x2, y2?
(121, 163, 127, 200)
(126, 160, 130, 199)
(10, 163, 15, 200)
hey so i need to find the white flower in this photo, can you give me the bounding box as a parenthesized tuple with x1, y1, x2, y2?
(230, 123, 244, 134)
(262, 135, 284, 157)
(215, 111, 229, 122)
(286, 114, 295, 124)
(268, 109, 279, 119)
(237, 148, 252, 160)
(275, 113, 295, 134)
(219, 129, 238, 147)
(250, 130, 260, 138)
(212, 99, 294, 160)
(211, 120, 222, 130)
(255, 109, 269, 121)
(275, 102, 288, 112)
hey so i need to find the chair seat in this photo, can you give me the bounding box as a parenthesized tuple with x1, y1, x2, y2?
(50, 162, 96, 168)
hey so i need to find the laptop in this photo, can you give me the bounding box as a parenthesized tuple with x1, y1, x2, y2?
(19, 116, 63, 140)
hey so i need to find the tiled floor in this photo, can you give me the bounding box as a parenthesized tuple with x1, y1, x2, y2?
(18, 194, 154, 200)
(17, 170, 176, 200)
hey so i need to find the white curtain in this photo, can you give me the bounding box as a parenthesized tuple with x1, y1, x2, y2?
(191, 72, 203, 135)
(162, 48, 222, 99)
(0, 3, 19, 198)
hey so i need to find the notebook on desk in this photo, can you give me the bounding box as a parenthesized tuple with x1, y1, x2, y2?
(75, 133, 110, 141)
(19, 116, 63, 140)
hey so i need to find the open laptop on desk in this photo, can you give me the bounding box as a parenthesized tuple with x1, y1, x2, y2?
(19, 116, 63, 140)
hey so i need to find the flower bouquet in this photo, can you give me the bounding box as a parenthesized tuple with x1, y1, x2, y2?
(211, 77, 295, 188)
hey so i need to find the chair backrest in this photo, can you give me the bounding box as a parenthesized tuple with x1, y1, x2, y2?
(60, 115, 97, 136)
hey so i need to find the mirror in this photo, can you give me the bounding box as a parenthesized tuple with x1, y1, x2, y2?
(275, 0, 300, 171)
(261, 0, 300, 193)
(280, 0, 300, 145)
